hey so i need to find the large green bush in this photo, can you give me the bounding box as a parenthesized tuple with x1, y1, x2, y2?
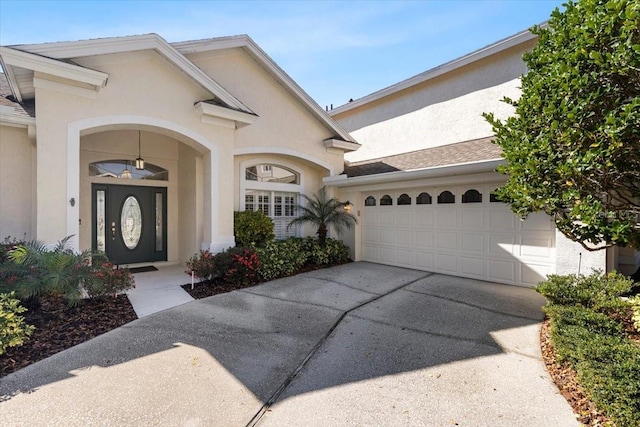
(234, 210, 274, 247)
(538, 272, 640, 427)
(301, 237, 350, 265)
(0, 292, 35, 355)
(257, 238, 307, 281)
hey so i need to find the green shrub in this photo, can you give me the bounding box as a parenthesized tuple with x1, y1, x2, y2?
(84, 255, 135, 298)
(185, 250, 216, 281)
(0, 292, 35, 355)
(301, 237, 350, 265)
(257, 238, 307, 281)
(536, 271, 633, 310)
(223, 247, 260, 286)
(234, 210, 274, 248)
(541, 272, 640, 427)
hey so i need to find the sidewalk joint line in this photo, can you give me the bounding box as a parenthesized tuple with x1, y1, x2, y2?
(244, 272, 432, 427)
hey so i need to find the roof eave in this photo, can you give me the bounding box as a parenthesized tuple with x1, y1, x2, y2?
(324, 158, 504, 187)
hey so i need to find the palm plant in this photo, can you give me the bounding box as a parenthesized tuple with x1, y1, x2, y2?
(287, 186, 357, 245)
(0, 236, 93, 306)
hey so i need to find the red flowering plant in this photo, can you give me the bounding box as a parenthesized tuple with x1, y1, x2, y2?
(223, 248, 260, 286)
(85, 258, 135, 298)
(185, 250, 216, 281)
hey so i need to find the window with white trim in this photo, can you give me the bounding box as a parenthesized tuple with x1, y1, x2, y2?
(243, 163, 301, 239)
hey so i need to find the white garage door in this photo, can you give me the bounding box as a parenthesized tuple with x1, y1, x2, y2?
(361, 185, 556, 286)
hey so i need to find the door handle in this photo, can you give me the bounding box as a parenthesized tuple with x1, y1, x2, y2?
(111, 222, 116, 240)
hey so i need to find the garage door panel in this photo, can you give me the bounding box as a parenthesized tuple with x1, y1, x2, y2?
(379, 211, 395, 226)
(416, 210, 434, 227)
(379, 229, 395, 245)
(415, 251, 434, 269)
(488, 260, 516, 283)
(363, 210, 378, 226)
(362, 245, 378, 262)
(379, 246, 395, 263)
(437, 231, 458, 250)
(362, 227, 378, 244)
(489, 209, 516, 231)
(436, 209, 457, 228)
(462, 233, 484, 253)
(519, 236, 554, 259)
(415, 231, 434, 248)
(437, 253, 458, 273)
(396, 230, 414, 246)
(396, 211, 414, 227)
(462, 210, 484, 230)
(521, 263, 553, 286)
(461, 257, 484, 277)
(489, 235, 515, 257)
(396, 249, 414, 266)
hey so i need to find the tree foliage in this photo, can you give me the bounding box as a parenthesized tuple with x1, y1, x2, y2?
(484, 0, 640, 250)
(287, 187, 357, 245)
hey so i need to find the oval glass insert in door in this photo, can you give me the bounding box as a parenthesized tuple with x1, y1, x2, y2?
(121, 196, 143, 249)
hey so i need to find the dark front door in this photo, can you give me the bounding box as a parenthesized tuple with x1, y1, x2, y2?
(92, 184, 167, 265)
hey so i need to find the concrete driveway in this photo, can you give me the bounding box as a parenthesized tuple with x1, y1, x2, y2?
(0, 262, 577, 426)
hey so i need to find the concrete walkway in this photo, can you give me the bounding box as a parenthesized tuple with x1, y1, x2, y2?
(0, 262, 577, 426)
(127, 264, 193, 317)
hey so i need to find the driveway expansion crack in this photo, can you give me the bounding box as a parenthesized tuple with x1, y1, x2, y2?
(402, 288, 543, 322)
(298, 275, 384, 295)
(245, 272, 432, 427)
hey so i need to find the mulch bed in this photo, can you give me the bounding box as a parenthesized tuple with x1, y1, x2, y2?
(1, 294, 137, 377)
(181, 278, 255, 299)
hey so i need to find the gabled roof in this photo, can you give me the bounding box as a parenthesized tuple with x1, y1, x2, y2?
(1, 33, 357, 143)
(0, 73, 36, 126)
(1, 33, 253, 113)
(329, 25, 543, 116)
(343, 137, 501, 177)
(172, 35, 356, 143)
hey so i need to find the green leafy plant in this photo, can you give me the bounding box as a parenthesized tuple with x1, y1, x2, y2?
(630, 295, 640, 332)
(538, 272, 640, 427)
(484, 0, 640, 250)
(0, 237, 134, 306)
(0, 236, 26, 264)
(536, 271, 633, 310)
(234, 210, 274, 248)
(84, 255, 135, 298)
(301, 237, 350, 265)
(185, 250, 216, 281)
(256, 238, 307, 281)
(287, 187, 357, 246)
(0, 237, 93, 306)
(0, 291, 35, 355)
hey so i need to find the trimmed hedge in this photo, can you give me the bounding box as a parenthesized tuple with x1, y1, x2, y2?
(537, 272, 640, 427)
(234, 211, 274, 248)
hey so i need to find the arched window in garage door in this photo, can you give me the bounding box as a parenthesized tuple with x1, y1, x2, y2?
(462, 189, 482, 203)
(416, 192, 432, 205)
(380, 195, 393, 206)
(397, 194, 411, 205)
(364, 196, 376, 206)
(437, 191, 455, 204)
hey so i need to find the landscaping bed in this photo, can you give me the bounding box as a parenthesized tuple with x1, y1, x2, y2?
(1, 294, 136, 377)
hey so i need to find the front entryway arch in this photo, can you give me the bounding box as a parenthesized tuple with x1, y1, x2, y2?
(66, 115, 230, 263)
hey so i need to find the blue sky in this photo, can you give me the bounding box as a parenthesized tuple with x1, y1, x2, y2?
(0, 0, 565, 109)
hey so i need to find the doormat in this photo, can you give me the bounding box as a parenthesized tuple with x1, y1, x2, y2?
(128, 266, 158, 274)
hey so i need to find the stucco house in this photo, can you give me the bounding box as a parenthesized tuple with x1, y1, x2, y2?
(0, 34, 358, 266)
(327, 28, 639, 286)
(1, 28, 636, 288)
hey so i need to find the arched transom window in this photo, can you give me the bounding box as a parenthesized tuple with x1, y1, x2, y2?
(89, 160, 168, 181)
